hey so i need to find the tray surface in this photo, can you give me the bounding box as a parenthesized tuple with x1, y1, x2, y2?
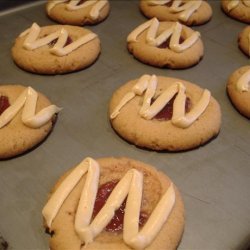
(0, 1, 249, 249)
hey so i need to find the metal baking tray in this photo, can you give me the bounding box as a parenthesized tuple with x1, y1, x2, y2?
(0, 1, 249, 249)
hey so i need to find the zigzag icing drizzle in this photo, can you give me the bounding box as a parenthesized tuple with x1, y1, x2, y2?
(19, 23, 97, 56)
(47, 0, 108, 20)
(127, 17, 200, 52)
(0, 87, 61, 129)
(147, 0, 202, 22)
(227, 0, 250, 11)
(110, 74, 211, 129)
(236, 69, 250, 92)
(42, 157, 175, 249)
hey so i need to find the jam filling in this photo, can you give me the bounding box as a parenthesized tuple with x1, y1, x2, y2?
(92, 180, 148, 233)
(153, 94, 191, 120)
(0, 96, 10, 115)
(157, 36, 185, 49)
(48, 36, 73, 48)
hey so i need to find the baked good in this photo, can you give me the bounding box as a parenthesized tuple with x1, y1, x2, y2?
(11, 23, 100, 74)
(227, 65, 250, 118)
(109, 74, 221, 151)
(0, 85, 61, 159)
(127, 18, 203, 69)
(221, 0, 250, 23)
(42, 157, 185, 250)
(238, 25, 250, 56)
(46, 0, 110, 26)
(139, 0, 212, 26)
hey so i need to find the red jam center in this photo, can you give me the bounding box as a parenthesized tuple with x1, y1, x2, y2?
(0, 96, 10, 115)
(157, 36, 185, 49)
(48, 36, 73, 48)
(92, 180, 148, 233)
(153, 94, 191, 120)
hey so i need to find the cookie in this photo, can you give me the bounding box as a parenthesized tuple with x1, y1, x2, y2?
(42, 157, 185, 250)
(238, 25, 250, 56)
(227, 65, 250, 118)
(46, 0, 110, 26)
(139, 0, 212, 26)
(0, 85, 61, 159)
(221, 0, 250, 23)
(109, 74, 221, 151)
(11, 23, 101, 75)
(127, 18, 204, 69)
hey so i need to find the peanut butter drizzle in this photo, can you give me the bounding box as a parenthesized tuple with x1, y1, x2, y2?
(42, 157, 175, 249)
(148, 0, 202, 22)
(127, 18, 200, 53)
(47, 0, 108, 20)
(111, 75, 211, 129)
(20, 23, 97, 56)
(0, 87, 61, 129)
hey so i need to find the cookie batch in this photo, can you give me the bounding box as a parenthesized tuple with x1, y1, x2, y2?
(1, 0, 249, 250)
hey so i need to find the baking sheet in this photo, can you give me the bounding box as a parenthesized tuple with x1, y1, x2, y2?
(0, 1, 249, 249)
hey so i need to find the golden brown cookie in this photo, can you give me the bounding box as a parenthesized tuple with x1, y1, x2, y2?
(46, 0, 110, 26)
(11, 23, 101, 75)
(109, 75, 221, 151)
(238, 25, 250, 56)
(139, 0, 213, 26)
(127, 18, 204, 69)
(221, 0, 250, 23)
(227, 65, 250, 118)
(42, 157, 185, 250)
(0, 85, 61, 159)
